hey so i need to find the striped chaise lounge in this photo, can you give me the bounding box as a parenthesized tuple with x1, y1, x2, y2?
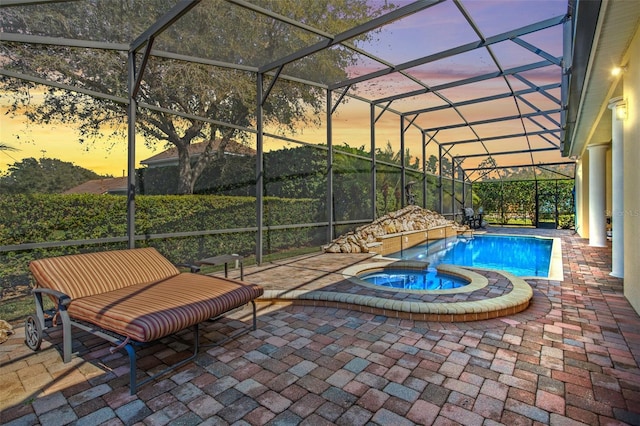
(25, 247, 263, 393)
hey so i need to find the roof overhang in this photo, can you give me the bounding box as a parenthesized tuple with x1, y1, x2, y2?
(563, 0, 640, 157)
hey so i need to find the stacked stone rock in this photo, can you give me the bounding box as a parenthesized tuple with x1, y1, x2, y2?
(323, 205, 454, 253)
(0, 319, 13, 344)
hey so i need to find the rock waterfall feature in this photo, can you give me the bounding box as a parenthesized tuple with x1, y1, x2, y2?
(323, 206, 460, 253)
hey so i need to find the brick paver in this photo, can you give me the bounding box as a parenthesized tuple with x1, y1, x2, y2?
(1, 228, 640, 425)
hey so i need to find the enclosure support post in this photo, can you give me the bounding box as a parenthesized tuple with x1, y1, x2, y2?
(500, 179, 504, 225)
(560, 13, 572, 144)
(326, 89, 334, 242)
(256, 73, 265, 264)
(370, 104, 377, 219)
(438, 144, 443, 215)
(534, 179, 540, 226)
(451, 155, 457, 218)
(126, 52, 137, 249)
(555, 180, 559, 228)
(469, 181, 473, 217)
(400, 116, 407, 207)
(422, 132, 427, 209)
(457, 158, 465, 210)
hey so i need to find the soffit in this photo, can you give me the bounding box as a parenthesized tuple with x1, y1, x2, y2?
(568, 0, 640, 157)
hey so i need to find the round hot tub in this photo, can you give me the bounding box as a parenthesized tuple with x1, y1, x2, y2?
(360, 267, 468, 291)
(344, 260, 489, 294)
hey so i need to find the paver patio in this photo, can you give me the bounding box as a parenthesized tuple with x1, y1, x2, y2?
(1, 227, 639, 425)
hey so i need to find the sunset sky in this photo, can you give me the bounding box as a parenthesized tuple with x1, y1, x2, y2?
(0, 0, 567, 177)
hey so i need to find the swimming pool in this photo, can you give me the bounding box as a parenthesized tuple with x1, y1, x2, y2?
(389, 234, 554, 277)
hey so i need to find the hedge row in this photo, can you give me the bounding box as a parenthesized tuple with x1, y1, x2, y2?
(0, 194, 323, 298)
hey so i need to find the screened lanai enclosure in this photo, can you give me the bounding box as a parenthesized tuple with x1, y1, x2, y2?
(0, 0, 576, 295)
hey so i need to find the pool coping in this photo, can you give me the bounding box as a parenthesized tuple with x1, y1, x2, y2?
(546, 237, 564, 281)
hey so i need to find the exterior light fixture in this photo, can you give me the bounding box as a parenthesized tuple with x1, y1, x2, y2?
(616, 100, 628, 121)
(611, 66, 627, 77)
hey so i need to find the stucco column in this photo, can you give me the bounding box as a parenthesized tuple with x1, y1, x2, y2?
(587, 144, 608, 247)
(608, 97, 625, 277)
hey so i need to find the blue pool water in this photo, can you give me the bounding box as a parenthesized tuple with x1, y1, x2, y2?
(389, 235, 553, 277)
(361, 268, 468, 291)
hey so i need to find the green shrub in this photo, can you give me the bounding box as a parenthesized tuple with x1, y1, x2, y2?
(0, 193, 322, 300)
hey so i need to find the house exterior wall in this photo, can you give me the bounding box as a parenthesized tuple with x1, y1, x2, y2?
(574, 26, 640, 315)
(623, 27, 640, 314)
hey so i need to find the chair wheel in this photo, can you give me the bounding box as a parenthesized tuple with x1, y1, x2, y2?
(24, 315, 42, 351)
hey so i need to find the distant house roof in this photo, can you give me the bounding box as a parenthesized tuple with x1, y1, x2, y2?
(140, 140, 256, 168)
(64, 176, 128, 195)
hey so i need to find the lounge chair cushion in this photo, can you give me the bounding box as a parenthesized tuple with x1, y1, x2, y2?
(29, 248, 181, 300)
(67, 273, 264, 342)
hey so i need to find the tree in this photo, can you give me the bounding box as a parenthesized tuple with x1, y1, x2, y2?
(425, 155, 438, 174)
(425, 154, 452, 177)
(333, 144, 373, 221)
(0, 157, 104, 194)
(373, 141, 425, 214)
(0, 0, 390, 194)
(0, 143, 18, 152)
(476, 156, 498, 180)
